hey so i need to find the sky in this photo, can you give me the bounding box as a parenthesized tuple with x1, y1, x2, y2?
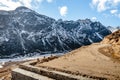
(0, 0, 120, 27)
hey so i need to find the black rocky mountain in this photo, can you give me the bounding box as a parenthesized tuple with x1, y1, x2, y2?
(0, 7, 111, 58)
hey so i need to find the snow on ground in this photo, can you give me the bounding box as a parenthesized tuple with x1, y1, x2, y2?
(0, 53, 65, 63)
(0, 65, 3, 68)
(0, 61, 5, 68)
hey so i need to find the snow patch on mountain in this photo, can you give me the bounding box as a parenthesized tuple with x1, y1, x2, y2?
(107, 26, 120, 32)
(0, 7, 111, 58)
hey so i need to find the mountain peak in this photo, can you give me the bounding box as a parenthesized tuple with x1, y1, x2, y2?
(15, 6, 32, 12)
(16, 6, 29, 10)
(77, 18, 92, 24)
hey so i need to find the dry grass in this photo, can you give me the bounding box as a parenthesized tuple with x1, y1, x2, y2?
(35, 43, 120, 79)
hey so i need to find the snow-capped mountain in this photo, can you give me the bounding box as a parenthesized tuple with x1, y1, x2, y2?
(107, 26, 120, 32)
(0, 6, 111, 58)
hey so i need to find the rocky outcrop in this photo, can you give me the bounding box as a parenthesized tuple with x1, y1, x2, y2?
(101, 30, 120, 58)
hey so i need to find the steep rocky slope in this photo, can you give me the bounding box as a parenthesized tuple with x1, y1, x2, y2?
(101, 30, 120, 59)
(0, 6, 111, 58)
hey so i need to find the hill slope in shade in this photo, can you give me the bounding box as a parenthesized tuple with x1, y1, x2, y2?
(0, 6, 111, 58)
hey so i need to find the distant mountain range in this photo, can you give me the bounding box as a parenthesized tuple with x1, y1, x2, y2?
(107, 26, 120, 32)
(0, 6, 111, 58)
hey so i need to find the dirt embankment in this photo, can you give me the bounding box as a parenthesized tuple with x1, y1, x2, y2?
(0, 60, 31, 80)
(35, 43, 120, 79)
(101, 30, 120, 59)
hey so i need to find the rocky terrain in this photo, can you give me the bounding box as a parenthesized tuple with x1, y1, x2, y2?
(107, 26, 120, 32)
(1, 30, 120, 80)
(1, 6, 119, 80)
(101, 30, 120, 59)
(34, 30, 120, 80)
(102, 30, 120, 45)
(0, 6, 111, 58)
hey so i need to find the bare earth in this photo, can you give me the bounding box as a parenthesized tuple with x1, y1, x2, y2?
(36, 43, 120, 79)
(0, 60, 31, 80)
(101, 30, 120, 59)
